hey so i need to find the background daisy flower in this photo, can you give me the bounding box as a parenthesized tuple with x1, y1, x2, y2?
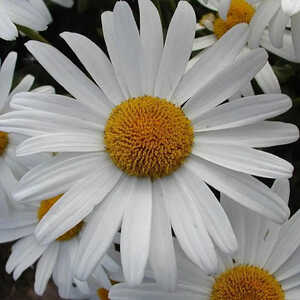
(0, 0, 52, 41)
(196, 0, 300, 63)
(1, 0, 297, 291)
(0, 181, 120, 299)
(110, 179, 300, 300)
(0, 51, 52, 217)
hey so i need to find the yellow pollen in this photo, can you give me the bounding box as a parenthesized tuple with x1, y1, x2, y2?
(0, 131, 9, 156)
(210, 265, 285, 300)
(37, 195, 84, 241)
(213, 0, 255, 39)
(97, 281, 117, 300)
(104, 96, 194, 179)
(97, 288, 109, 300)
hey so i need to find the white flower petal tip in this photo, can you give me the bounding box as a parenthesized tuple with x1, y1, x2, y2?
(281, 0, 300, 16)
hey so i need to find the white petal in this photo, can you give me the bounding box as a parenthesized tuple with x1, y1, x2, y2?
(160, 175, 218, 274)
(155, 1, 196, 99)
(139, 0, 163, 95)
(0, 209, 36, 229)
(265, 210, 300, 273)
(0, 226, 35, 243)
(0, 0, 50, 31)
(74, 175, 133, 281)
(60, 32, 124, 105)
(269, 8, 290, 48)
(254, 60, 281, 93)
(193, 94, 292, 132)
(6, 235, 47, 280)
(0, 110, 103, 137)
(197, 0, 218, 11)
(51, 0, 74, 8)
(149, 180, 177, 291)
(14, 153, 106, 203)
(34, 242, 59, 296)
(282, 0, 300, 16)
(11, 92, 102, 124)
(174, 24, 249, 105)
(192, 35, 216, 51)
(0, 157, 18, 202)
(121, 177, 152, 285)
(0, 52, 17, 112)
(28, 0, 52, 24)
(260, 30, 299, 62)
(195, 121, 299, 148)
(248, 0, 280, 48)
(186, 156, 290, 224)
(10, 75, 35, 96)
(110, 283, 202, 300)
(291, 12, 300, 61)
(0, 11, 18, 41)
(174, 166, 237, 254)
(25, 41, 112, 118)
(192, 142, 293, 178)
(16, 132, 104, 156)
(35, 164, 122, 244)
(53, 240, 75, 298)
(218, 0, 231, 20)
(183, 48, 267, 119)
(101, 11, 130, 99)
(113, 1, 144, 97)
(272, 179, 290, 204)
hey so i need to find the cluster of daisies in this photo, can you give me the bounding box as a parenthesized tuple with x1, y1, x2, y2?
(0, 0, 300, 299)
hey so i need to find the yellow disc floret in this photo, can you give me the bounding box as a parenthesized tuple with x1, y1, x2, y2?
(213, 0, 255, 39)
(0, 131, 9, 156)
(211, 265, 285, 300)
(104, 96, 194, 179)
(97, 288, 109, 300)
(37, 195, 84, 241)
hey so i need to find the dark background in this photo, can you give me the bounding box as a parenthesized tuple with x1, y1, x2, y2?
(0, 0, 299, 298)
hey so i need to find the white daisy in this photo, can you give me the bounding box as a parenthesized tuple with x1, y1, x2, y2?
(110, 179, 300, 300)
(1, 0, 298, 291)
(0, 51, 53, 217)
(0, 0, 52, 41)
(196, 0, 300, 62)
(0, 177, 120, 299)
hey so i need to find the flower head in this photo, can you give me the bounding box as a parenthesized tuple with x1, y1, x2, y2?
(2, 0, 298, 291)
(110, 180, 300, 300)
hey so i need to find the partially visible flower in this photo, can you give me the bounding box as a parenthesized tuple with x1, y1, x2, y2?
(0, 174, 120, 298)
(1, 0, 297, 292)
(197, 0, 300, 62)
(110, 179, 300, 300)
(0, 52, 52, 216)
(0, 0, 52, 41)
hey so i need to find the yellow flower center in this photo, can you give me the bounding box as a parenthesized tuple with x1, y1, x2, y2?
(97, 288, 109, 300)
(104, 96, 194, 179)
(0, 131, 9, 156)
(97, 281, 117, 300)
(37, 195, 84, 241)
(213, 0, 255, 39)
(211, 265, 285, 300)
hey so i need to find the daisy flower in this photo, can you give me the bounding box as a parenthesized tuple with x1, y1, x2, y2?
(110, 179, 300, 300)
(197, 0, 300, 62)
(0, 0, 52, 41)
(1, 0, 298, 290)
(0, 174, 120, 299)
(0, 51, 53, 217)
